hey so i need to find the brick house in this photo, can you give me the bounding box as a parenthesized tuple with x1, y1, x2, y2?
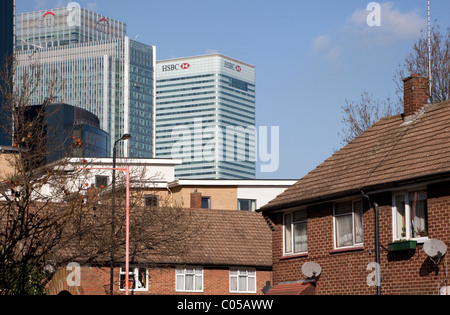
(46, 208, 272, 295)
(260, 74, 450, 295)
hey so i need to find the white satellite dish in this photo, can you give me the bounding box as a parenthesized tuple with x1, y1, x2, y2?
(423, 239, 447, 258)
(440, 286, 450, 296)
(302, 262, 322, 279)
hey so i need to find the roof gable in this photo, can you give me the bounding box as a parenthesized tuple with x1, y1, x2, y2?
(262, 100, 450, 211)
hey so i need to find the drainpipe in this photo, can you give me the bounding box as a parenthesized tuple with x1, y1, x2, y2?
(362, 192, 382, 295)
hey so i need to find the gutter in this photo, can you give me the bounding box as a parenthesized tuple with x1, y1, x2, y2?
(260, 171, 450, 214)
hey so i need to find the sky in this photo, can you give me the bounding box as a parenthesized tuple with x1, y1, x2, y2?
(15, 0, 450, 180)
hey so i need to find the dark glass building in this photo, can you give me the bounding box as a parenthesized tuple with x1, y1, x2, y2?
(25, 103, 111, 165)
(0, 0, 15, 146)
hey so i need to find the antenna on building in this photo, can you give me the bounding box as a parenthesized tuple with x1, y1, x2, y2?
(427, 0, 432, 103)
(301, 262, 322, 280)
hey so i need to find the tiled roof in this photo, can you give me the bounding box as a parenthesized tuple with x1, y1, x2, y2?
(262, 100, 450, 212)
(265, 281, 316, 295)
(165, 208, 273, 267)
(119, 208, 272, 268)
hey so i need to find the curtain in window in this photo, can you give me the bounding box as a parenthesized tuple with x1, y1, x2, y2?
(285, 214, 292, 253)
(409, 191, 428, 237)
(336, 214, 353, 247)
(354, 201, 364, 244)
(395, 194, 406, 238)
(294, 222, 308, 253)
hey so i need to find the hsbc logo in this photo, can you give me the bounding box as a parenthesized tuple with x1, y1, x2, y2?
(224, 61, 242, 73)
(162, 63, 191, 72)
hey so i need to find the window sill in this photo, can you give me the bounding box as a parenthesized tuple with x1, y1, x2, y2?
(330, 246, 364, 254)
(280, 253, 309, 260)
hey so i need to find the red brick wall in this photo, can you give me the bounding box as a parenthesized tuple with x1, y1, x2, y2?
(267, 183, 450, 295)
(46, 265, 272, 295)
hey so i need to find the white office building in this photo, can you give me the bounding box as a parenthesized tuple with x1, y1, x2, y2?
(156, 54, 256, 179)
(15, 7, 156, 158)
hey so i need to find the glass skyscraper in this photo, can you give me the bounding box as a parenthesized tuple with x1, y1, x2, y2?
(15, 7, 156, 158)
(156, 54, 256, 179)
(0, 0, 15, 146)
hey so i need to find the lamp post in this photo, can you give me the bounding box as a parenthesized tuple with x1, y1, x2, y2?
(111, 134, 131, 295)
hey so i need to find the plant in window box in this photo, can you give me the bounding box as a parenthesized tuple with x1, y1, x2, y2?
(416, 228, 428, 238)
(388, 239, 417, 252)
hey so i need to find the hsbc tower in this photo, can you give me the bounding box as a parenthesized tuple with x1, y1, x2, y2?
(156, 54, 256, 180)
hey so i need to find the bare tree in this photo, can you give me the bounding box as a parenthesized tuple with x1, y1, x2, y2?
(394, 24, 450, 104)
(0, 57, 194, 294)
(338, 91, 398, 145)
(339, 23, 449, 145)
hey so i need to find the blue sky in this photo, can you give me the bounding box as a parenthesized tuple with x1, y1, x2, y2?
(16, 0, 450, 180)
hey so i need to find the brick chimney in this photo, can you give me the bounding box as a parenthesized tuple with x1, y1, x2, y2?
(402, 74, 428, 117)
(190, 191, 202, 209)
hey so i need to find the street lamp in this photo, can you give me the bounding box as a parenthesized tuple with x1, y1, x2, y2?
(110, 134, 131, 295)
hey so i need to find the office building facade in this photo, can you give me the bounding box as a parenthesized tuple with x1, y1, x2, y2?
(156, 54, 256, 179)
(15, 7, 156, 158)
(0, 0, 15, 146)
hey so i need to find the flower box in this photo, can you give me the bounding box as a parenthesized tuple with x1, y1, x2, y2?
(388, 240, 417, 252)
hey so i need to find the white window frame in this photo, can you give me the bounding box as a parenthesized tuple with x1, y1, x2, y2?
(238, 199, 257, 211)
(392, 189, 428, 242)
(333, 200, 364, 249)
(283, 210, 308, 256)
(229, 268, 257, 294)
(175, 267, 204, 292)
(119, 267, 148, 292)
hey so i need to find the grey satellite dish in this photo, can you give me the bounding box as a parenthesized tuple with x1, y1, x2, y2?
(423, 239, 447, 258)
(302, 262, 322, 278)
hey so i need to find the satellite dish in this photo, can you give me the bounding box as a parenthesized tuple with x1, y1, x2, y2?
(440, 286, 450, 296)
(423, 239, 447, 258)
(302, 262, 322, 279)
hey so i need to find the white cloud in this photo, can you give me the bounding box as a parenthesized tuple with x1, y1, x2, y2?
(312, 2, 426, 60)
(312, 35, 331, 52)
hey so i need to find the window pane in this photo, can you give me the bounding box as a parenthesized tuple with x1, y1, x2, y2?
(354, 201, 364, 244)
(176, 275, 184, 291)
(230, 276, 237, 291)
(293, 211, 307, 222)
(195, 276, 202, 291)
(409, 191, 428, 237)
(201, 197, 211, 209)
(336, 214, 353, 247)
(238, 200, 250, 211)
(248, 276, 256, 292)
(238, 276, 247, 292)
(395, 194, 406, 238)
(284, 214, 292, 253)
(185, 275, 194, 291)
(335, 202, 352, 215)
(294, 222, 307, 253)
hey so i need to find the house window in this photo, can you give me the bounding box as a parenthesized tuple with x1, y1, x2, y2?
(238, 199, 256, 211)
(95, 175, 108, 188)
(201, 197, 211, 209)
(229, 268, 256, 293)
(119, 267, 148, 292)
(284, 210, 307, 255)
(176, 267, 203, 292)
(145, 195, 159, 208)
(393, 190, 428, 240)
(334, 200, 364, 248)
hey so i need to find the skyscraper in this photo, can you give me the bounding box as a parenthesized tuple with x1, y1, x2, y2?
(156, 54, 256, 179)
(0, 0, 15, 146)
(15, 7, 156, 158)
